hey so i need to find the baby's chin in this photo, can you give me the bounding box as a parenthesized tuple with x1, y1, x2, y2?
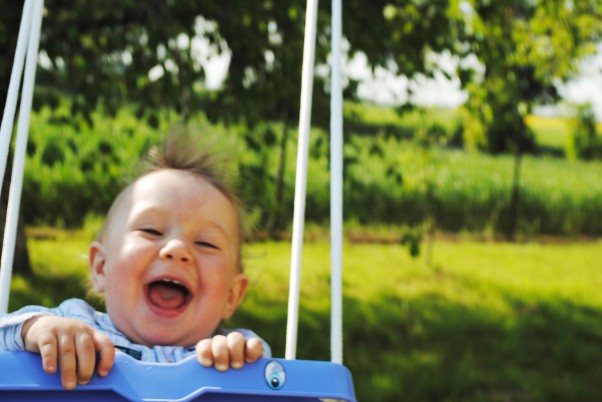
(125, 327, 211, 348)
(110, 310, 212, 347)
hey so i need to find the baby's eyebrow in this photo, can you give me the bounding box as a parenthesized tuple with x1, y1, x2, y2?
(194, 220, 233, 241)
(128, 208, 165, 225)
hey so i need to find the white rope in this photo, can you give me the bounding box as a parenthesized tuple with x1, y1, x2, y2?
(285, 0, 319, 360)
(0, 0, 45, 314)
(330, 0, 343, 365)
(0, 0, 35, 200)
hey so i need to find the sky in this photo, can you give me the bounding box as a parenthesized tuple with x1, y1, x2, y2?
(349, 47, 602, 122)
(203, 43, 602, 122)
(555, 46, 602, 121)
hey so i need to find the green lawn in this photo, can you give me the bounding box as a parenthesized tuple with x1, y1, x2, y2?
(525, 115, 572, 151)
(346, 102, 602, 157)
(345, 102, 461, 134)
(11, 229, 602, 401)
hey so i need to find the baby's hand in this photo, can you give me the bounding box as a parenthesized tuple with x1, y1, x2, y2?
(21, 316, 115, 389)
(195, 332, 263, 371)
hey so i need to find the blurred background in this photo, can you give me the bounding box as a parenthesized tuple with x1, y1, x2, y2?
(1, 1, 602, 401)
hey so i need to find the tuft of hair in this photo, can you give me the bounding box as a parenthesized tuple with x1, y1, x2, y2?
(146, 126, 238, 203)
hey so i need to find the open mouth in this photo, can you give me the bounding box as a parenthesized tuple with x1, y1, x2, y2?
(146, 279, 192, 311)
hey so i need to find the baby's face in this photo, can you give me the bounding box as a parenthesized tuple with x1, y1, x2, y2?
(90, 169, 247, 347)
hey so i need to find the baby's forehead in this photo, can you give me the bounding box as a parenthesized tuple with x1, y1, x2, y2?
(124, 170, 215, 207)
(107, 169, 238, 227)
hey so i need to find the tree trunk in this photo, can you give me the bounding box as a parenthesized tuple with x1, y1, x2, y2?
(506, 149, 522, 241)
(267, 117, 290, 238)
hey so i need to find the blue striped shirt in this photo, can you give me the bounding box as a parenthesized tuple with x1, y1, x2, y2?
(0, 298, 270, 362)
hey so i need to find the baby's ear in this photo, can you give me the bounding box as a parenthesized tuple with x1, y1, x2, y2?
(222, 273, 249, 320)
(89, 241, 107, 293)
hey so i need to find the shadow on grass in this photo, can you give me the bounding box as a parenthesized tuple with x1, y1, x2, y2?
(344, 293, 602, 402)
(235, 289, 602, 402)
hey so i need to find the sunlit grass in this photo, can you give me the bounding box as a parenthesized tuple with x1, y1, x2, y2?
(526, 115, 572, 150)
(344, 101, 460, 131)
(26, 227, 92, 278)
(345, 103, 593, 156)
(526, 114, 602, 152)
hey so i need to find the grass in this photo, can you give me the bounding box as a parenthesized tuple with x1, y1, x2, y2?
(337, 137, 602, 235)
(526, 114, 602, 151)
(11, 228, 602, 402)
(346, 102, 600, 156)
(525, 115, 572, 151)
(344, 102, 461, 138)
(238, 240, 602, 401)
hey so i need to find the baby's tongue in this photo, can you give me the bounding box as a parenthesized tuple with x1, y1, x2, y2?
(148, 281, 188, 309)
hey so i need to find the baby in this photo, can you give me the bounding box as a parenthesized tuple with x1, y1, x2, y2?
(0, 130, 269, 389)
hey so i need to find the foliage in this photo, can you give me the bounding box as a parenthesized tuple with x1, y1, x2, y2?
(345, 0, 459, 77)
(23, 104, 176, 227)
(15, 234, 602, 402)
(456, 0, 602, 154)
(449, 0, 602, 239)
(0, 1, 342, 126)
(2, 2, 600, 153)
(199, 1, 320, 126)
(16, 0, 204, 120)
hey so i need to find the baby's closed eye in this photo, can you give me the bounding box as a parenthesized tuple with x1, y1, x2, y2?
(194, 240, 220, 250)
(139, 228, 163, 236)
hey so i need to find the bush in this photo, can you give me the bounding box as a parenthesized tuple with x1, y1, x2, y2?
(23, 106, 173, 227)
(567, 103, 602, 160)
(21, 108, 602, 237)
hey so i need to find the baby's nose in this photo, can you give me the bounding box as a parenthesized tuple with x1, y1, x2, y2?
(159, 239, 192, 263)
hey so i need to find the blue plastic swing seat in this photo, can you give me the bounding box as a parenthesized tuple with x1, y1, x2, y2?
(0, 351, 356, 401)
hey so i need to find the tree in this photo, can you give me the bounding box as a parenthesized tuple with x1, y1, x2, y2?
(2, 2, 338, 237)
(199, 1, 332, 235)
(455, 0, 602, 237)
(344, 0, 461, 96)
(458, 0, 601, 150)
(6, 1, 596, 244)
(569, 102, 602, 160)
(341, 1, 601, 239)
(3, 1, 447, 236)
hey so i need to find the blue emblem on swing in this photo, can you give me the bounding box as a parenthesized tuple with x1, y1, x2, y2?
(264, 360, 286, 390)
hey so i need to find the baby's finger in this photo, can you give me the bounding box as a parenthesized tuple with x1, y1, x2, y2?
(245, 338, 263, 364)
(37, 334, 58, 374)
(211, 335, 229, 371)
(226, 332, 245, 369)
(196, 338, 214, 367)
(58, 333, 77, 390)
(93, 331, 115, 377)
(75, 331, 96, 385)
